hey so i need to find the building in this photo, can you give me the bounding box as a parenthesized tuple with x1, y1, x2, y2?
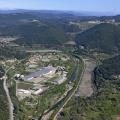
(17, 89, 31, 94)
(24, 66, 56, 81)
(33, 88, 43, 95)
(14, 74, 24, 80)
(53, 76, 67, 85)
(17, 89, 31, 100)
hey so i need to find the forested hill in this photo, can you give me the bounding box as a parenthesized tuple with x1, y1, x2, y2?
(95, 55, 120, 80)
(0, 22, 70, 45)
(15, 22, 70, 45)
(76, 23, 120, 53)
(0, 17, 81, 45)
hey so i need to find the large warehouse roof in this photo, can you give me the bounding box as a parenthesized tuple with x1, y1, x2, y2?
(24, 66, 56, 81)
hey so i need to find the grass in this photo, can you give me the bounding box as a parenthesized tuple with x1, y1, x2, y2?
(17, 82, 34, 90)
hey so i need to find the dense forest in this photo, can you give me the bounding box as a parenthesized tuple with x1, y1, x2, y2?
(96, 55, 120, 79)
(0, 21, 80, 45)
(76, 23, 120, 53)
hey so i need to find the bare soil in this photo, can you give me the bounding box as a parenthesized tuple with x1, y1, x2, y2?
(76, 59, 96, 97)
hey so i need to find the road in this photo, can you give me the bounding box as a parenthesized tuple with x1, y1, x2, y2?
(26, 49, 61, 53)
(2, 60, 23, 120)
(41, 85, 73, 120)
(3, 76, 14, 120)
(53, 57, 85, 120)
(40, 58, 81, 120)
(3, 65, 14, 120)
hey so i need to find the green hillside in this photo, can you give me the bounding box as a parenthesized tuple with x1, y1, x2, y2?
(76, 23, 120, 53)
(95, 55, 120, 87)
(0, 22, 71, 45)
(60, 55, 120, 120)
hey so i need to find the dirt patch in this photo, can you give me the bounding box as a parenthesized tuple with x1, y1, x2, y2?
(76, 59, 96, 97)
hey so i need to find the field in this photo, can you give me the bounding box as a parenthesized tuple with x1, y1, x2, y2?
(17, 82, 34, 89)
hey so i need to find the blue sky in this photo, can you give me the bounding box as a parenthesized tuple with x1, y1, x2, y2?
(0, 0, 119, 14)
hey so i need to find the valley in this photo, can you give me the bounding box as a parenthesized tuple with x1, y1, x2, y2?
(0, 10, 120, 120)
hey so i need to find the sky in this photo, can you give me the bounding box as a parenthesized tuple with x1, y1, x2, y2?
(0, 0, 119, 14)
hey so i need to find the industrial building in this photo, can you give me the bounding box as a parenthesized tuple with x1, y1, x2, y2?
(53, 76, 67, 85)
(33, 88, 43, 95)
(17, 89, 31, 100)
(24, 66, 56, 81)
(17, 88, 44, 100)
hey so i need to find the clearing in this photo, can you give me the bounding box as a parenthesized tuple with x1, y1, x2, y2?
(76, 58, 96, 97)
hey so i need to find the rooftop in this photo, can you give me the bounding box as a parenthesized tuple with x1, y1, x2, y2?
(24, 66, 56, 81)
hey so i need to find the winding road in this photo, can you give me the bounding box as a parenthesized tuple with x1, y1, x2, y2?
(3, 76, 14, 120)
(2, 64, 18, 120)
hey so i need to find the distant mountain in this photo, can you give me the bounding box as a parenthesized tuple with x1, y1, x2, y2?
(0, 9, 27, 14)
(76, 23, 120, 53)
(0, 9, 117, 16)
(0, 10, 119, 24)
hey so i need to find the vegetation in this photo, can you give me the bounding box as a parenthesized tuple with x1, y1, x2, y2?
(0, 65, 5, 78)
(0, 80, 9, 120)
(60, 55, 120, 120)
(0, 20, 76, 46)
(0, 45, 29, 59)
(17, 82, 34, 90)
(97, 55, 120, 79)
(49, 56, 84, 120)
(0, 62, 10, 120)
(76, 23, 120, 53)
(1, 12, 120, 120)
(16, 83, 67, 120)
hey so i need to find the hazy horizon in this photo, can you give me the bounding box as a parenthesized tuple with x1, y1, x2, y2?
(0, 0, 119, 15)
(0, 9, 118, 16)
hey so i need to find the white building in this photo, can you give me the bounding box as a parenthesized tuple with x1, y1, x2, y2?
(33, 88, 43, 95)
